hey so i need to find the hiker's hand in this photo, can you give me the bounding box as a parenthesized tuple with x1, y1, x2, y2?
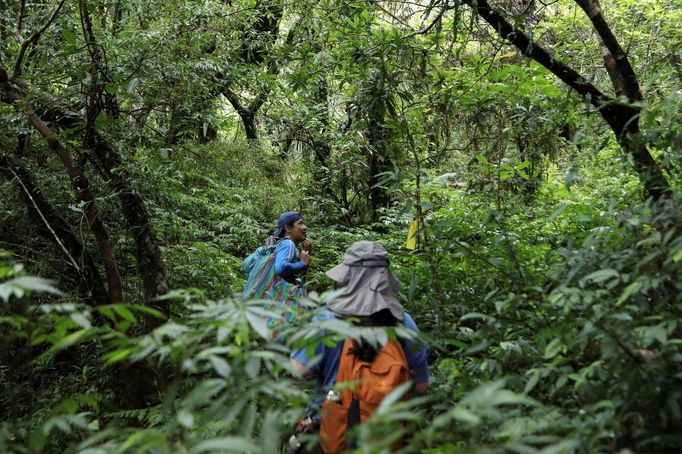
(300, 250, 311, 267)
(302, 239, 313, 254)
(414, 381, 428, 396)
(291, 358, 315, 379)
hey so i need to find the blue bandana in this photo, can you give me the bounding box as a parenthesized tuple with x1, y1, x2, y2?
(274, 211, 302, 238)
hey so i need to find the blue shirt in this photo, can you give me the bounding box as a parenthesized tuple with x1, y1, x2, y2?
(274, 239, 306, 284)
(291, 308, 429, 417)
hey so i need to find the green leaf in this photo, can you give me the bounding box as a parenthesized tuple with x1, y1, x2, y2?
(582, 268, 620, 285)
(112, 305, 137, 323)
(245, 357, 261, 379)
(127, 78, 139, 92)
(548, 204, 568, 222)
(565, 168, 579, 190)
(616, 280, 642, 306)
(61, 29, 77, 44)
(672, 247, 682, 263)
(87, 419, 100, 431)
(104, 83, 118, 95)
(183, 380, 225, 408)
(450, 406, 481, 425)
(0, 276, 62, 302)
(516, 160, 531, 170)
(540, 439, 581, 454)
(544, 338, 563, 359)
(244, 310, 270, 340)
(524, 369, 541, 394)
(0, 315, 28, 327)
(257, 411, 281, 453)
(71, 312, 92, 329)
(103, 347, 134, 363)
(177, 409, 194, 429)
(45, 329, 94, 357)
(129, 304, 166, 319)
(194, 437, 259, 453)
(460, 312, 488, 321)
(239, 403, 257, 437)
(208, 355, 232, 379)
(540, 84, 561, 98)
(116, 430, 149, 453)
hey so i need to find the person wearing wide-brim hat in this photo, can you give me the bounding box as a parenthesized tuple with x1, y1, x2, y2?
(323, 240, 406, 322)
(291, 240, 429, 414)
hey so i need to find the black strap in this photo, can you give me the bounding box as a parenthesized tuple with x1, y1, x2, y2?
(346, 398, 360, 450)
(347, 398, 360, 428)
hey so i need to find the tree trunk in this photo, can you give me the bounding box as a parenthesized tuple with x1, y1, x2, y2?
(366, 78, 391, 221)
(242, 111, 258, 141)
(368, 151, 385, 220)
(309, 77, 349, 210)
(1, 67, 123, 302)
(15, 86, 170, 303)
(217, 1, 286, 141)
(221, 88, 261, 141)
(85, 133, 171, 303)
(0, 153, 110, 306)
(78, 0, 170, 304)
(165, 100, 187, 145)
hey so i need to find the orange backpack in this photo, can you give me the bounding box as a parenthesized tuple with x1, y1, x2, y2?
(319, 338, 410, 453)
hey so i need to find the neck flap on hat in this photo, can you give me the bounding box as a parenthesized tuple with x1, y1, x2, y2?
(327, 251, 404, 321)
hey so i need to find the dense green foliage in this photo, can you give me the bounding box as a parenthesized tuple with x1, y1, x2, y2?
(1, 0, 681, 452)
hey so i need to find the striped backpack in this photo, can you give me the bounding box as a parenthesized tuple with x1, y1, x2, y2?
(242, 240, 306, 333)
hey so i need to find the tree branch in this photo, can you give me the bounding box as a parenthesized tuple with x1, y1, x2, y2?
(573, 0, 641, 101)
(404, 3, 450, 38)
(13, 0, 68, 79)
(4, 156, 81, 272)
(221, 86, 247, 117)
(15, 0, 26, 42)
(459, 0, 669, 199)
(460, 0, 612, 109)
(248, 86, 270, 114)
(0, 152, 110, 306)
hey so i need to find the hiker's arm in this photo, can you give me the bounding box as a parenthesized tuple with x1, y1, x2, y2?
(290, 336, 326, 380)
(290, 358, 316, 379)
(275, 240, 307, 278)
(402, 313, 430, 394)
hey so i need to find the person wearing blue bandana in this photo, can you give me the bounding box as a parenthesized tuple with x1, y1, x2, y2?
(274, 211, 311, 285)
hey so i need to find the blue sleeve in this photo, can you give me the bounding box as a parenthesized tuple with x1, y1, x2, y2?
(275, 239, 306, 278)
(401, 313, 429, 383)
(290, 309, 337, 375)
(291, 338, 325, 375)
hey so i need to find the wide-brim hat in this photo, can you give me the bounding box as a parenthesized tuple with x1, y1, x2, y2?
(325, 241, 405, 321)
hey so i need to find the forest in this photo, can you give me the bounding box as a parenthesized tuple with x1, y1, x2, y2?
(1, 0, 681, 452)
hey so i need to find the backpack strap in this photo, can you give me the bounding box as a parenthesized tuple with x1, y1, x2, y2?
(319, 339, 355, 453)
